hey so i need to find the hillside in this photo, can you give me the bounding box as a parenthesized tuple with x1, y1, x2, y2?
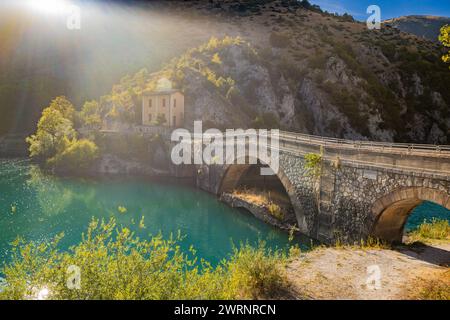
(385, 15, 450, 42)
(2, 0, 450, 143)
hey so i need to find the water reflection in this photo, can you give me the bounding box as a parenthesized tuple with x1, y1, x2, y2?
(0, 159, 308, 265)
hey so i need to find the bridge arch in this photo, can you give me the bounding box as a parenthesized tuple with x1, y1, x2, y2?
(370, 187, 450, 242)
(217, 156, 310, 234)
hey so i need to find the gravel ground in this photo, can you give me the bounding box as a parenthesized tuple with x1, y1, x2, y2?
(285, 242, 450, 300)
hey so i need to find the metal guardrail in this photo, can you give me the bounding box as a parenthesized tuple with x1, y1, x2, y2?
(278, 131, 450, 154)
(100, 126, 450, 155)
(195, 130, 450, 154)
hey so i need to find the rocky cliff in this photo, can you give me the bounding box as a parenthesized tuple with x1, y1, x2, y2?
(97, 1, 450, 143)
(6, 0, 449, 144)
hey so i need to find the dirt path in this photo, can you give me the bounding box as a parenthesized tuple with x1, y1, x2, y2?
(285, 243, 450, 300)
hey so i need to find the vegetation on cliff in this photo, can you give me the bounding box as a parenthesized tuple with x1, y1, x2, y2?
(440, 25, 450, 69)
(3, 0, 450, 144)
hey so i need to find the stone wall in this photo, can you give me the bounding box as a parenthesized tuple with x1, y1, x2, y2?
(330, 163, 450, 242)
(204, 148, 450, 244)
(220, 193, 295, 231)
(278, 153, 318, 236)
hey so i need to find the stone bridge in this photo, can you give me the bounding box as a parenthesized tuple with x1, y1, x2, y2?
(193, 131, 450, 244)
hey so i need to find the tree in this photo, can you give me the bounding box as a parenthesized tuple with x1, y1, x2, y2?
(299, 0, 311, 9)
(26, 96, 99, 171)
(48, 138, 99, 171)
(439, 25, 450, 70)
(26, 107, 76, 160)
(48, 96, 76, 123)
(81, 100, 102, 129)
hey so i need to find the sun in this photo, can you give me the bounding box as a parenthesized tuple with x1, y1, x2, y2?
(28, 0, 69, 15)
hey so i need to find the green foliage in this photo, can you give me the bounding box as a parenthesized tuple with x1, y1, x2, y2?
(93, 36, 245, 127)
(224, 243, 287, 299)
(304, 152, 323, 178)
(408, 219, 450, 241)
(26, 99, 77, 160)
(47, 138, 99, 172)
(439, 25, 450, 69)
(211, 53, 222, 65)
(0, 218, 288, 300)
(321, 83, 370, 136)
(49, 96, 77, 123)
(26, 96, 98, 172)
(267, 203, 284, 221)
(94, 132, 156, 163)
(365, 32, 450, 126)
(323, 39, 406, 133)
(81, 100, 102, 129)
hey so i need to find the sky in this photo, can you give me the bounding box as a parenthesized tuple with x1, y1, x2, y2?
(310, 0, 450, 21)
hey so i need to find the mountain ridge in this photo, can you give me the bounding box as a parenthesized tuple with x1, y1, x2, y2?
(384, 15, 450, 42)
(1, 0, 450, 144)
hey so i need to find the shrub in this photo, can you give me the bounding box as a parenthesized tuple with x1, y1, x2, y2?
(304, 151, 323, 178)
(408, 219, 450, 241)
(268, 203, 284, 221)
(416, 270, 450, 300)
(48, 138, 99, 172)
(0, 218, 288, 300)
(225, 243, 287, 299)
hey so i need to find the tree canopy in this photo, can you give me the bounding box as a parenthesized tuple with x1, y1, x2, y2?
(26, 96, 98, 172)
(440, 25, 450, 69)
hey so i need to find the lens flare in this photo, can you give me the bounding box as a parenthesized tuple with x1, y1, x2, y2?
(28, 0, 69, 15)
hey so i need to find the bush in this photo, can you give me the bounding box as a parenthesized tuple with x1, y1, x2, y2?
(48, 138, 99, 172)
(408, 219, 450, 241)
(225, 243, 287, 299)
(0, 218, 288, 300)
(304, 152, 322, 177)
(416, 271, 450, 300)
(268, 203, 284, 221)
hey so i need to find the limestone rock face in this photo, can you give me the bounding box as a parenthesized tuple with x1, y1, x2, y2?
(94, 1, 450, 144)
(170, 36, 448, 143)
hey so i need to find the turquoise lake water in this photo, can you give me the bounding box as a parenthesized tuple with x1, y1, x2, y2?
(0, 159, 448, 268)
(0, 159, 309, 267)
